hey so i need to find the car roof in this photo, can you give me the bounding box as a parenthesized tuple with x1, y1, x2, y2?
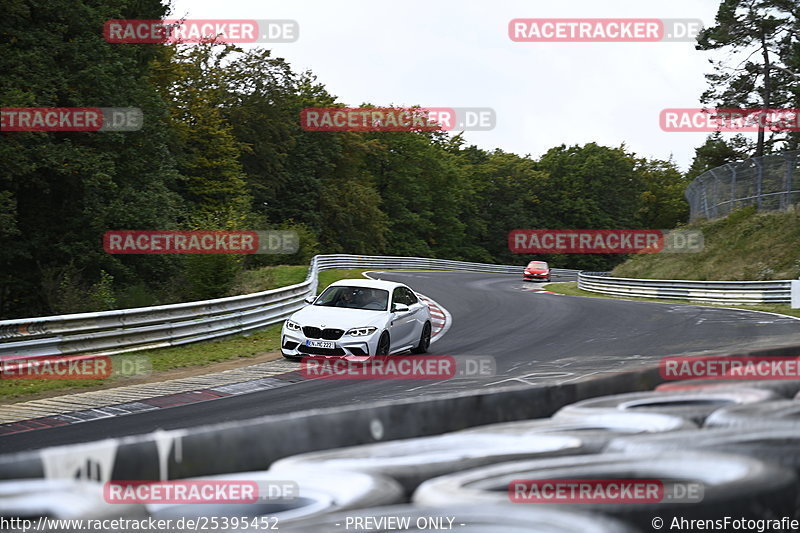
(328, 278, 406, 291)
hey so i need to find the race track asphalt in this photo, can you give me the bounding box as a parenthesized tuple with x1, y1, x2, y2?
(2, 271, 799, 452)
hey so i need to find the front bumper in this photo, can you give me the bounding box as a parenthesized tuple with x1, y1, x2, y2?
(524, 272, 550, 280)
(281, 327, 379, 359)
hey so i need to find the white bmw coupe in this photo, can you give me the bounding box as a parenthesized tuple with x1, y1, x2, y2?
(281, 278, 433, 359)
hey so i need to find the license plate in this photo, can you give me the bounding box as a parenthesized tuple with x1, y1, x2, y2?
(306, 340, 335, 349)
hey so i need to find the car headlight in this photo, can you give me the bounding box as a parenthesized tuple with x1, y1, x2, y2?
(346, 326, 377, 337)
(286, 320, 302, 331)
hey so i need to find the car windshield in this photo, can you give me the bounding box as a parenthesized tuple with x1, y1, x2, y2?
(314, 286, 389, 311)
(527, 262, 548, 269)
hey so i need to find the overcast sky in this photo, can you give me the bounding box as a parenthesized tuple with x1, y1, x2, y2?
(169, 0, 727, 171)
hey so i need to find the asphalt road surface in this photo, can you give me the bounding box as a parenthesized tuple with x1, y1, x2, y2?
(2, 271, 800, 453)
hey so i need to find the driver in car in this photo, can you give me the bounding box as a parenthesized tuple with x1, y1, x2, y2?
(336, 290, 356, 307)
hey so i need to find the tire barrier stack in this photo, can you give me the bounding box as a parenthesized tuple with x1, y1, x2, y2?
(269, 433, 589, 495)
(457, 411, 697, 452)
(411, 452, 796, 529)
(268, 385, 800, 532)
(4, 379, 800, 531)
(552, 387, 780, 425)
(146, 470, 405, 526)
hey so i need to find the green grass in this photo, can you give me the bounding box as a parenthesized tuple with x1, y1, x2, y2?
(612, 207, 800, 281)
(0, 325, 286, 400)
(0, 268, 371, 402)
(317, 269, 374, 292)
(231, 265, 375, 296)
(229, 265, 309, 295)
(545, 281, 800, 319)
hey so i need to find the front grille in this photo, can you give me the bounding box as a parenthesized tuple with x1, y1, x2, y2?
(283, 340, 299, 350)
(298, 345, 346, 356)
(302, 327, 345, 340)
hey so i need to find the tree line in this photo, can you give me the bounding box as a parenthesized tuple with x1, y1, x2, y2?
(0, 0, 796, 318)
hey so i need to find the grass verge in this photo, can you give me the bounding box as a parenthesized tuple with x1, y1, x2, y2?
(545, 281, 800, 319)
(228, 265, 309, 295)
(0, 268, 372, 402)
(611, 207, 800, 281)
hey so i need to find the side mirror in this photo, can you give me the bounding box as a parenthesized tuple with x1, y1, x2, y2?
(392, 303, 409, 313)
(304, 296, 315, 304)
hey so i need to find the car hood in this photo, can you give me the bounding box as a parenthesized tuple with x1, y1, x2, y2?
(525, 268, 549, 273)
(290, 305, 387, 329)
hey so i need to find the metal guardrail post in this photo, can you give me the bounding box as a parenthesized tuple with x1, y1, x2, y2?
(793, 280, 800, 309)
(755, 157, 763, 211)
(785, 152, 795, 211)
(688, 151, 799, 220)
(708, 169, 720, 219)
(727, 162, 736, 217)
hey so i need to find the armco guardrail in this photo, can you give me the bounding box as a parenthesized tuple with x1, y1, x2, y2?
(0, 255, 580, 358)
(579, 272, 796, 306)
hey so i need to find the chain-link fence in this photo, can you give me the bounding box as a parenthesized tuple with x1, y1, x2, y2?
(686, 151, 800, 220)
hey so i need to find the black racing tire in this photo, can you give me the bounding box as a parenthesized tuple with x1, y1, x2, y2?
(376, 332, 391, 356)
(656, 379, 800, 398)
(705, 399, 800, 429)
(411, 322, 432, 354)
(270, 433, 587, 496)
(605, 427, 800, 475)
(459, 412, 696, 452)
(147, 469, 403, 525)
(554, 388, 778, 425)
(412, 451, 799, 528)
(280, 504, 639, 533)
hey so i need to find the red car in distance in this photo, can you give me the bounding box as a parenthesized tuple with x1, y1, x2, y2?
(523, 260, 550, 282)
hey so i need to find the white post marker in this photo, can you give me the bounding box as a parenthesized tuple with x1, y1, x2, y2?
(792, 279, 800, 309)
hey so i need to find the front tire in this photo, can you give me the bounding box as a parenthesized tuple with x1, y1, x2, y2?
(376, 332, 391, 356)
(412, 322, 431, 354)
